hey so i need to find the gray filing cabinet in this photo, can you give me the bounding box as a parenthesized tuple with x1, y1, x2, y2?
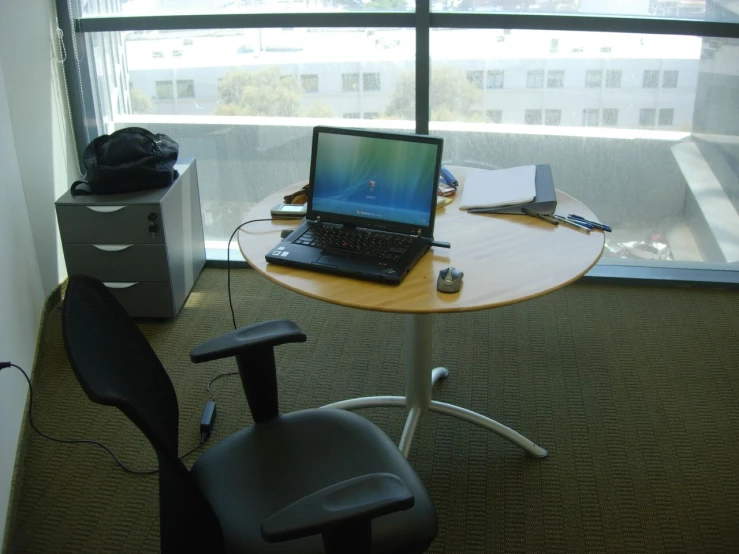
(56, 158, 206, 318)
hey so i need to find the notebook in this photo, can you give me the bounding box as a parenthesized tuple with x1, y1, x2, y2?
(467, 164, 557, 215)
(459, 165, 537, 209)
(265, 126, 444, 285)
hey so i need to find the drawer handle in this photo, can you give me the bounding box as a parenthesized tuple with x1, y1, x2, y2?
(93, 244, 133, 252)
(103, 282, 138, 289)
(86, 206, 126, 213)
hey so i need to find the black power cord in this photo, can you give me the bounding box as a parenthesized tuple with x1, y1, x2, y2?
(227, 218, 273, 330)
(1, 362, 204, 475)
(218, 218, 295, 403)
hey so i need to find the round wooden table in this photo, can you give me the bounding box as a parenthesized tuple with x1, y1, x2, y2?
(239, 166, 605, 458)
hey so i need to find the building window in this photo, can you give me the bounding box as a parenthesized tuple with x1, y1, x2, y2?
(658, 108, 675, 126)
(527, 70, 544, 89)
(155, 80, 173, 100)
(364, 112, 380, 119)
(300, 74, 318, 93)
(487, 70, 504, 89)
(547, 70, 564, 88)
(176, 80, 195, 98)
(643, 70, 660, 88)
(582, 108, 599, 126)
(342, 73, 359, 92)
(662, 70, 678, 88)
(525, 109, 542, 124)
(602, 108, 619, 126)
(545, 109, 561, 126)
(639, 108, 656, 126)
(605, 70, 622, 88)
(342, 112, 360, 119)
(363, 72, 381, 91)
(586, 70, 603, 88)
(466, 70, 484, 89)
(486, 109, 502, 123)
(600, 46, 612, 53)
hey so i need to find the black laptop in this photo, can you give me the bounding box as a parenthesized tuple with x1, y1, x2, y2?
(265, 126, 444, 285)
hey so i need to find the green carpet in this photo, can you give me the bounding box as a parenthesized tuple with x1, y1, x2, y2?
(5, 268, 739, 553)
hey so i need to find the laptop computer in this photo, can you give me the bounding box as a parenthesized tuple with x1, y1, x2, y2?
(265, 126, 444, 285)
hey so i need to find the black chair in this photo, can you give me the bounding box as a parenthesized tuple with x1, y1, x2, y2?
(61, 275, 437, 554)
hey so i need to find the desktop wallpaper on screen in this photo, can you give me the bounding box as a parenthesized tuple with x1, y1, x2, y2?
(311, 132, 439, 228)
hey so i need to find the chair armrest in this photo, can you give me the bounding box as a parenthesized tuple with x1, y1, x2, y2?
(261, 473, 414, 543)
(190, 320, 306, 364)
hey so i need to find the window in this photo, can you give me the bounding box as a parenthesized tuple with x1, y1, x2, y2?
(643, 70, 660, 88)
(659, 108, 675, 125)
(300, 74, 318, 93)
(639, 108, 656, 126)
(586, 70, 603, 88)
(600, 46, 612, 53)
(605, 70, 622, 88)
(547, 70, 564, 88)
(363, 72, 381, 91)
(524, 109, 542, 124)
(466, 70, 484, 89)
(155, 80, 173, 100)
(662, 70, 679, 88)
(486, 109, 502, 123)
(62, 7, 739, 278)
(527, 70, 544, 89)
(582, 109, 599, 126)
(545, 109, 561, 126)
(486, 70, 504, 89)
(176, 80, 195, 98)
(602, 108, 619, 126)
(342, 73, 359, 92)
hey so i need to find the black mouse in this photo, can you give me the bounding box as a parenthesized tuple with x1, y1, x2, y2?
(437, 267, 464, 293)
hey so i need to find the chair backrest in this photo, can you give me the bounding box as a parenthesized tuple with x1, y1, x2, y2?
(62, 274, 223, 553)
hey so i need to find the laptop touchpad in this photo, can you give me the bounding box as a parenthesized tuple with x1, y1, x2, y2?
(314, 254, 345, 268)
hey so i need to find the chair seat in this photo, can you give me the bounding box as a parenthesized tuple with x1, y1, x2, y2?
(191, 408, 437, 554)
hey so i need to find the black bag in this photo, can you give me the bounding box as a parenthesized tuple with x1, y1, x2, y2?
(71, 127, 179, 196)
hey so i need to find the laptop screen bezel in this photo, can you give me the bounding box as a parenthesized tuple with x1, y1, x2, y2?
(306, 126, 443, 239)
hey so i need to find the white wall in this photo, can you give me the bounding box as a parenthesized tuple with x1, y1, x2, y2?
(0, 0, 78, 296)
(0, 58, 46, 550)
(0, 0, 79, 547)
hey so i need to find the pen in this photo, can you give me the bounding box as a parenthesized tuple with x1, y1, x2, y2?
(550, 214, 591, 234)
(440, 166, 458, 188)
(567, 214, 612, 232)
(522, 207, 558, 225)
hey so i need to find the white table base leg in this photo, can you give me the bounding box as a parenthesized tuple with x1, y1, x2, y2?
(399, 407, 422, 458)
(320, 313, 547, 460)
(429, 400, 548, 458)
(321, 396, 405, 410)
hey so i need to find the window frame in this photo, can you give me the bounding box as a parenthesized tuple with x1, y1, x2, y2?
(300, 73, 319, 93)
(486, 70, 504, 89)
(585, 69, 603, 88)
(362, 72, 381, 91)
(546, 70, 564, 88)
(527, 70, 544, 89)
(56, 1, 739, 286)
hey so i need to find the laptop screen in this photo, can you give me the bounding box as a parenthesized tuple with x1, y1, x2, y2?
(311, 129, 441, 229)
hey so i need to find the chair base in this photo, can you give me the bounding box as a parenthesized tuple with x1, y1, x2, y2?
(321, 313, 548, 460)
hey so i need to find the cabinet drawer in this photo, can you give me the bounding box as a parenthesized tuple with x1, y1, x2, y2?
(57, 204, 164, 244)
(63, 244, 170, 282)
(103, 281, 174, 318)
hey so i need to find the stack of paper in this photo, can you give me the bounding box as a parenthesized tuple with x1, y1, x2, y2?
(459, 165, 537, 210)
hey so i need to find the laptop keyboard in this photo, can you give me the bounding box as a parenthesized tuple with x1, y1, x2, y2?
(294, 226, 416, 261)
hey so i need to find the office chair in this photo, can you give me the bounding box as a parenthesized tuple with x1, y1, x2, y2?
(62, 275, 437, 554)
